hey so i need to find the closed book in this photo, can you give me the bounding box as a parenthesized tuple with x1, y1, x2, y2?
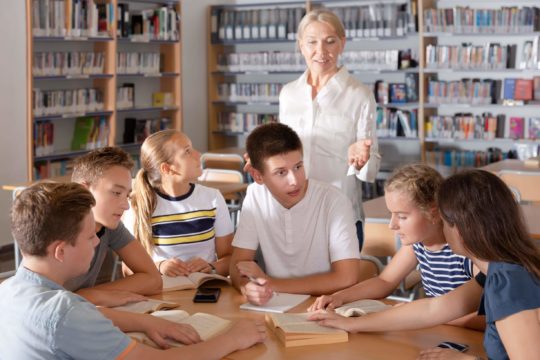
(503, 78, 516, 100)
(71, 116, 95, 150)
(508, 117, 524, 139)
(514, 79, 533, 100)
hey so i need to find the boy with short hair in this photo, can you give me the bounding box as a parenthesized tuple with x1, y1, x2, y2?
(0, 182, 265, 359)
(230, 123, 361, 305)
(69, 147, 161, 306)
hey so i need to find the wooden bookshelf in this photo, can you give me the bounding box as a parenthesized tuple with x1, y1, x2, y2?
(26, 0, 182, 180)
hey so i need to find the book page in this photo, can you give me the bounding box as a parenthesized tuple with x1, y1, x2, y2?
(162, 275, 196, 291)
(268, 313, 345, 335)
(178, 313, 232, 340)
(240, 293, 310, 313)
(113, 299, 180, 314)
(187, 272, 231, 287)
(334, 299, 390, 317)
(127, 310, 191, 348)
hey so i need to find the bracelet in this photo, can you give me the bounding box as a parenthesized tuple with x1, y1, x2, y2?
(157, 260, 166, 275)
(208, 262, 217, 274)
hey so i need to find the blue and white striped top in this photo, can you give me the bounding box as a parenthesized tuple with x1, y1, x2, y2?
(413, 242, 473, 297)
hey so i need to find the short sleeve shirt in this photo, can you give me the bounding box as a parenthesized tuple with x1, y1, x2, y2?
(232, 179, 360, 278)
(0, 266, 135, 359)
(64, 222, 134, 291)
(475, 262, 540, 360)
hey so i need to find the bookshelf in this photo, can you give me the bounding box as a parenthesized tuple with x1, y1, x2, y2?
(207, 0, 540, 179)
(26, 0, 182, 180)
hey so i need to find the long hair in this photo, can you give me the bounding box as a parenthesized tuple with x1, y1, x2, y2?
(131, 130, 179, 254)
(438, 169, 540, 279)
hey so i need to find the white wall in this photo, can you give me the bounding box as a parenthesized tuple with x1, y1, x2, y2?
(0, 1, 27, 247)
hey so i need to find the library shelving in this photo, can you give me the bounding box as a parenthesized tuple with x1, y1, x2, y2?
(26, 0, 182, 180)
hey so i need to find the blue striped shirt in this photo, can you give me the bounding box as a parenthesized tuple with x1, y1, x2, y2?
(413, 242, 473, 297)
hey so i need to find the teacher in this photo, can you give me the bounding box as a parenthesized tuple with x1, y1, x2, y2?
(279, 8, 380, 247)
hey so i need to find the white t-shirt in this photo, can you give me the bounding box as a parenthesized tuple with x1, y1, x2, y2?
(232, 179, 360, 279)
(279, 66, 381, 222)
(123, 184, 233, 262)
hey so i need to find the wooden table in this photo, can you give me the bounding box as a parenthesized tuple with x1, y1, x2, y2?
(481, 159, 539, 173)
(151, 284, 486, 360)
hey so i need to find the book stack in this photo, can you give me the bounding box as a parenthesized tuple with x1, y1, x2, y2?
(211, 6, 305, 43)
(117, 52, 161, 75)
(32, 88, 104, 116)
(424, 6, 540, 33)
(118, 4, 179, 41)
(123, 117, 172, 144)
(217, 112, 278, 134)
(376, 108, 418, 138)
(217, 83, 283, 103)
(33, 51, 106, 76)
(31, 0, 114, 37)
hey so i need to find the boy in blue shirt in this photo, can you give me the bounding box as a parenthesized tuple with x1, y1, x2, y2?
(0, 182, 265, 359)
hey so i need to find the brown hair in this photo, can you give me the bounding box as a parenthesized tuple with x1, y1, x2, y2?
(131, 130, 181, 254)
(385, 163, 443, 216)
(72, 147, 134, 186)
(438, 169, 540, 279)
(10, 182, 95, 257)
(297, 8, 346, 45)
(246, 123, 302, 173)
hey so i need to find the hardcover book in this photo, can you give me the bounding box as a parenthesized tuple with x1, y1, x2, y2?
(162, 272, 231, 292)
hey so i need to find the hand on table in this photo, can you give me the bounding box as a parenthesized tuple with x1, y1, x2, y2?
(307, 310, 356, 332)
(308, 294, 344, 312)
(160, 258, 191, 277)
(142, 315, 201, 349)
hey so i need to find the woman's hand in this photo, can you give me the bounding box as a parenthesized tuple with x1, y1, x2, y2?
(348, 139, 372, 170)
(159, 258, 191, 277)
(186, 257, 213, 273)
(308, 294, 344, 312)
(307, 310, 356, 332)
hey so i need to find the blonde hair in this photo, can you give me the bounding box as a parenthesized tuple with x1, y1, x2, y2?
(297, 8, 346, 46)
(131, 130, 181, 254)
(384, 164, 443, 216)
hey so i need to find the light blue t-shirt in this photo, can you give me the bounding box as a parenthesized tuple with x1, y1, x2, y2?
(0, 266, 134, 360)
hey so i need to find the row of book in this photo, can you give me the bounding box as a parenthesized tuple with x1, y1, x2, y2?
(375, 108, 418, 138)
(426, 148, 507, 174)
(33, 88, 104, 116)
(326, 3, 417, 39)
(117, 3, 179, 41)
(375, 74, 419, 104)
(117, 84, 135, 109)
(502, 77, 540, 103)
(217, 112, 278, 134)
(31, 0, 113, 37)
(34, 160, 72, 179)
(426, 114, 540, 140)
(34, 121, 54, 157)
(423, 6, 540, 33)
(217, 83, 283, 103)
(425, 43, 513, 70)
(117, 52, 161, 75)
(211, 7, 305, 43)
(33, 51, 105, 77)
(71, 116, 109, 151)
(427, 79, 495, 105)
(123, 117, 172, 144)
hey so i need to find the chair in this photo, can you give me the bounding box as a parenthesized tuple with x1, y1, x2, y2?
(201, 152, 248, 181)
(498, 170, 540, 204)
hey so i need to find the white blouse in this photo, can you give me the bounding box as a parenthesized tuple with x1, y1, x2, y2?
(279, 66, 381, 222)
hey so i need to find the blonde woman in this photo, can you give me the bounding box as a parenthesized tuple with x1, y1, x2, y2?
(279, 8, 380, 247)
(124, 130, 234, 277)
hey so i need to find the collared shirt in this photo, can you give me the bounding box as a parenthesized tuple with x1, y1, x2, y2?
(232, 179, 360, 278)
(0, 266, 135, 359)
(280, 66, 381, 222)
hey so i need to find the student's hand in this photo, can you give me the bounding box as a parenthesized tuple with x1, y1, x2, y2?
(308, 294, 344, 312)
(186, 257, 212, 273)
(236, 260, 265, 280)
(307, 310, 356, 332)
(143, 315, 202, 349)
(417, 348, 477, 360)
(241, 278, 274, 306)
(348, 139, 371, 170)
(160, 258, 191, 277)
(77, 288, 147, 307)
(227, 318, 266, 350)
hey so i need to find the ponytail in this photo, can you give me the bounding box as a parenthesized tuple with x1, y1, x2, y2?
(132, 169, 157, 255)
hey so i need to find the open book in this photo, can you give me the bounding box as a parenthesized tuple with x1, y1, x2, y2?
(129, 310, 232, 348)
(266, 312, 348, 348)
(112, 298, 181, 314)
(162, 272, 231, 292)
(334, 299, 390, 317)
(240, 293, 310, 313)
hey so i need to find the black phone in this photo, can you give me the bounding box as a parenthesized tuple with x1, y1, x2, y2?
(437, 341, 469, 353)
(193, 287, 221, 303)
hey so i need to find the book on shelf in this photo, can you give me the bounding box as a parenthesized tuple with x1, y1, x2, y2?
(266, 312, 348, 348)
(508, 117, 525, 139)
(162, 272, 231, 292)
(503, 78, 517, 100)
(389, 83, 407, 104)
(129, 310, 232, 348)
(333, 299, 390, 317)
(514, 79, 533, 101)
(71, 116, 109, 151)
(113, 298, 181, 314)
(240, 293, 310, 314)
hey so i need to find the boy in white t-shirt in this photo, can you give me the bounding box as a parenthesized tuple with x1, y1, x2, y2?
(230, 123, 361, 305)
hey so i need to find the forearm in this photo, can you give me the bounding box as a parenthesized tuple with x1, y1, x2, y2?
(92, 272, 162, 295)
(213, 254, 231, 276)
(269, 270, 358, 296)
(333, 276, 398, 303)
(447, 313, 486, 331)
(230, 262, 249, 291)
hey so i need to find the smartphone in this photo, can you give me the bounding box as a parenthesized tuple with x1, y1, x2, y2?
(437, 341, 469, 353)
(193, 287, 221, 303)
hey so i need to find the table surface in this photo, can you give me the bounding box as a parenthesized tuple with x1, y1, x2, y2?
(481, 159, 540, 173)
(150, 284, 486, 360)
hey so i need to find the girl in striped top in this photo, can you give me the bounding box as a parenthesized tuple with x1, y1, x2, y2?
(310, 164, 482, 329)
